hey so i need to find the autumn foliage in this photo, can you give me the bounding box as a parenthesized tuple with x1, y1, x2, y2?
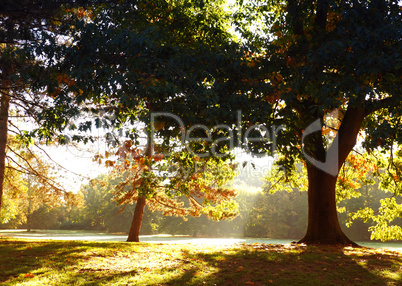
(98, 140, 238, 222)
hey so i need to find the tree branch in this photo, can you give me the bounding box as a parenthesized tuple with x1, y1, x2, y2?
(6, 146, 66, 193)
(315, 0, 329, 31)
(287, 0, 305, 37)
(32, 143, 91, 180)
(364, 97, 400, 116)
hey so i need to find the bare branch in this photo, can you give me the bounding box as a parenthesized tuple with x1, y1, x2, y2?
(6, 147, 66, 193)
(32, 143, 91, 180)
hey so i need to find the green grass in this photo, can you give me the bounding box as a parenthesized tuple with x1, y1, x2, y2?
(1, 238, 402, 285)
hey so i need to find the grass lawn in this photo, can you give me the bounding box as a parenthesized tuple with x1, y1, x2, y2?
(0, 238, 401, 285)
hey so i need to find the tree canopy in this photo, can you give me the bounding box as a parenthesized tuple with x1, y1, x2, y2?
(234, 0, 401, 244)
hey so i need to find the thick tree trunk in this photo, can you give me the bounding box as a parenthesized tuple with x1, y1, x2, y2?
(0, 88, 10, 213)
(126, 196, 147, 242)
(299, 107, 366, 246)
(298, 165, 357, 245)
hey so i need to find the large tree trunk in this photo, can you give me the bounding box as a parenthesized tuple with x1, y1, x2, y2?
(126, 196, 147, 242)
(298, 164, 356, 245)
(299, 107, 366, 246)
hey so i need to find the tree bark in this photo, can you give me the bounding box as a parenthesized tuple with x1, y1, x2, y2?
(126, 129, 153, 242)
(299, 107, 366, 246)
(298, 164, 357, 245)
(126, 196, 147, 242)
(0, 86, 10, 213)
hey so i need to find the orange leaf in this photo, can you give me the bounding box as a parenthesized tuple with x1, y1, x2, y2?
(153, 154, 164, 162)
(24, 273, 35, 278)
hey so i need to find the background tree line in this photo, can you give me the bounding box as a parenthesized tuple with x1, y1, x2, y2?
(1, 160, 398, 242)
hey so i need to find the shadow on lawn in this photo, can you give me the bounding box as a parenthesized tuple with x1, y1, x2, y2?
(0, 239, 77, 282)
(1, 239, 401, 286)
(163, 244, 401, 286)
(0, 239, 139, 285)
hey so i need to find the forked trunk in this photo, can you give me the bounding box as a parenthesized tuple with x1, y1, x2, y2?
(298, 107, 365, 246)
(126, 196, 147, 242)
(298, 165, 357, 246)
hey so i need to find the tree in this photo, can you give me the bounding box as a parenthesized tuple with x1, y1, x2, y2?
(0, 155, 25, 225)
(0, 0, 106, 215)
(347, 148, 402, 241)
(232, 0, 401, 245)
(264, 152, 389, 241)
(47, 0, 252, 242)
(0, 134, 80, 230)
(0, 0, 63, 212)
(103, 140, 238, 242)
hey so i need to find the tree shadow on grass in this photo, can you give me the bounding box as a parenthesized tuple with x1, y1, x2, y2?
(52, 269, 139, 286)
(162, 244, 402, 286)
(0, 239, 139, 285)
(0, 239, 83, 282)
(1, 239, 402, 285)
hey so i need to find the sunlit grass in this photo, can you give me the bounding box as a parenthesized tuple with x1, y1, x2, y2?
(1, 238, 402, 285)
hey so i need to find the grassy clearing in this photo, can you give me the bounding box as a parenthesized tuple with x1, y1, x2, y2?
(0, 238, 401, 285)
